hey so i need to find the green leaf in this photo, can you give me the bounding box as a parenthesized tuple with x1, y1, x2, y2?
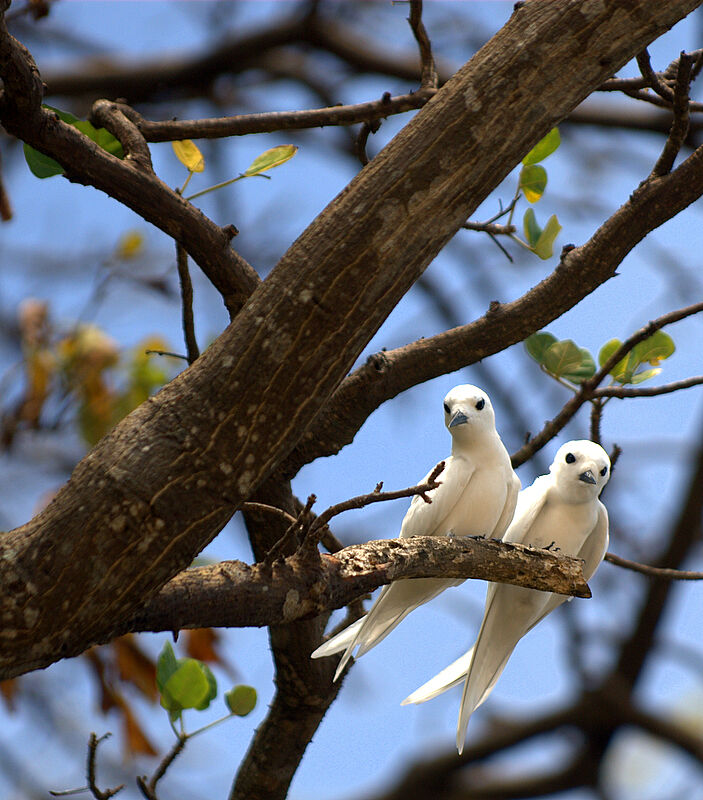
(562, 347, 596, 384)
(45, 104, 80, 125)
(519, 164, 547, 203)
(73, 120, 124, 159)
(533, 214, 562, 260)
(23, 144, 64, 178)
(630, 367, 662, 384)
(23, 105, 124, 179)
(523, 207, 542, 247)
(162, 659, 214, 713)
(225, 685, 257, 717)
(598, 338, 630, 382)
(194, 663, 217, 711)
(522, 128, 561, 166)
(542, 339, 595, 383)
(631, 330, 675, 367)
(244, 144, 298, 176)
(156, 641, 179, 695)
(525, 331, 558, 364)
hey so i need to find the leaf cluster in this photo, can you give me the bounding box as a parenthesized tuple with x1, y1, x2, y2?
(157, 641, 257, 727)
(526, 329, 676, 388)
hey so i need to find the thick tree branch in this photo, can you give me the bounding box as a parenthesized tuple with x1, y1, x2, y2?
(112, 536, 591, 640)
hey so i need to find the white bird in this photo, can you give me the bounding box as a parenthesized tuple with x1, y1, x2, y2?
(311, 384, 521, 681)
(402, 439, 611, 754)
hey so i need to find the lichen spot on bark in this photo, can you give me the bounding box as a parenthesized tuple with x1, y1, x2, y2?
(282, 589, 300, 621)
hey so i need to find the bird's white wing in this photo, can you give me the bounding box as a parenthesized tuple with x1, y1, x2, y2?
(578, 503, 609, 581)
(511, 501, 610, 634)
(399, 455, 475, 538)
(501, 475, 550, 545)
(488, 471, 521, 539)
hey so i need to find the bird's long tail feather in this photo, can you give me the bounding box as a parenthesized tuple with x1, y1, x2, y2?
(312, 578, 459, 681)
(401, 647, 475, 705)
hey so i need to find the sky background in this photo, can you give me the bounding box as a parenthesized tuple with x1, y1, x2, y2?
(1, 2, 703, 799)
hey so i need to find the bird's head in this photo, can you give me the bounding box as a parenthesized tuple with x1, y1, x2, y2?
(550, 440, 610, 502)
(442, 384, 496, 443)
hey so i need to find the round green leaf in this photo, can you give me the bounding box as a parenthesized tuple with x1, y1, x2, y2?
(225, 685, 257, 717)
(522, 127, 561, 166)
(542, 339, 595, 383)
(163, 659, 214, 712)
(525, 331, 558, 364)
(561, 347, 596, 384)
(631, 330, 675, 366)
(519, 164, 547, 203)
(598, 338, 631, 382)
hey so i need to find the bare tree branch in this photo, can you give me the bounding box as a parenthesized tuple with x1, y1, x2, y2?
(606, 551, 703, 581)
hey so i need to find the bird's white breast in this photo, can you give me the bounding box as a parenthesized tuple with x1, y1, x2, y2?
(523, 490, 598, 554)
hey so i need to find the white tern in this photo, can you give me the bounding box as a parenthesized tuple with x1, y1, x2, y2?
(311, 384, 520, 681)
(402, 439, 611, 754)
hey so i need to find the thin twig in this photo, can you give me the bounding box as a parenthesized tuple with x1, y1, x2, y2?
(606, 551, 703, 580)
(462, 221, 517, 236)
(144, 349, 188, 361)
(408, 0, 438, 90)
(592, 375, 703, 399)
(240, 501, 298, 527)
(115, 93, 432, 143)
(636, 49, 675, 103)
(175, 243, 199, 365)
(310, 460, 445, 536)
(356, 118, 381, 166)
(589, 398, 603, 444)
(265, 494, 316, 563)
(86, 733, 124, 800)
(138, 734, 186, 799)
(652, 51, 695, 176)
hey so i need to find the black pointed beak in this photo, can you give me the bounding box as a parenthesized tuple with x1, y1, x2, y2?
(579, 470, 596, 485)
(449, 410, 469, 428)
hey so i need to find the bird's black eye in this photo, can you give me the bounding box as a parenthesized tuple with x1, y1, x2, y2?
(443, 402, 450, 414)
(565, 452, 576, 464)
(475, 398, 485, 410)
(600, 466, 608, 476)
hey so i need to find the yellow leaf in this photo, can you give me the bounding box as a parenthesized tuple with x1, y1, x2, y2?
(244, 144, 298, 176)
(172, 140, 205, 173)
(116, 230, 145, 260)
